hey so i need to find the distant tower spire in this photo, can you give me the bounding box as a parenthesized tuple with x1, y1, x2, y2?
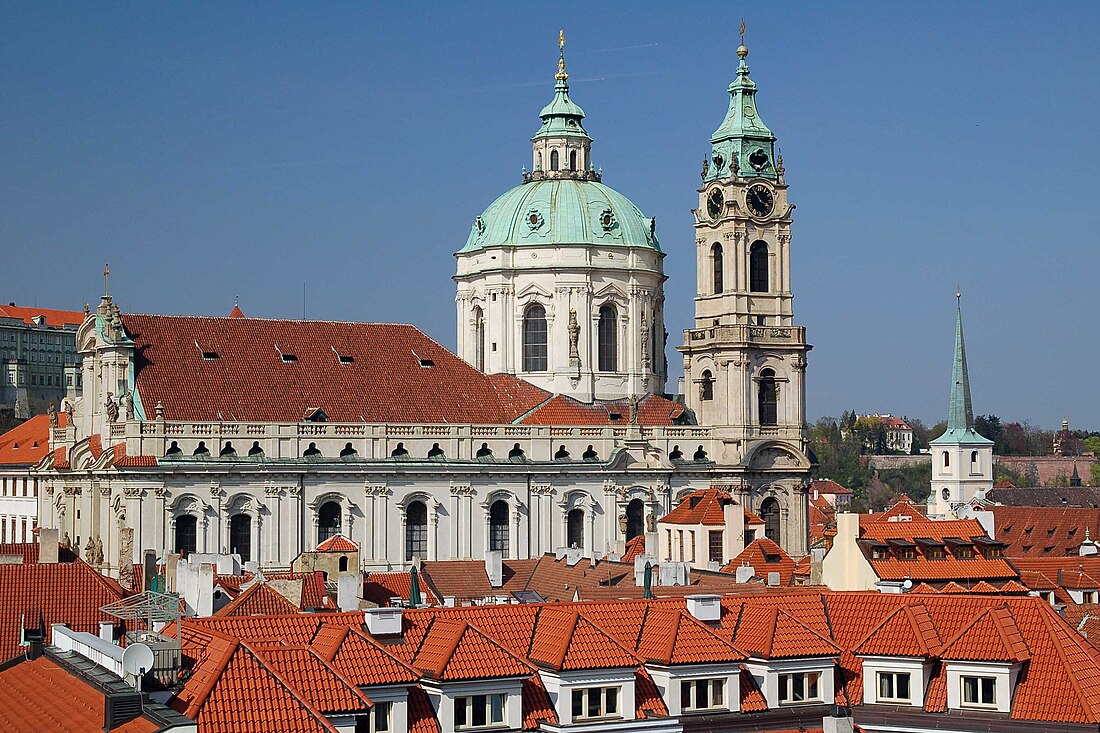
(103, 263, 110, 297)
(947, 291, 975, 432)
(738, 18, 748, 59)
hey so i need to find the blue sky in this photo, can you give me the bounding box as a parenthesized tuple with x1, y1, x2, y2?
(2, 3, 1097, 428)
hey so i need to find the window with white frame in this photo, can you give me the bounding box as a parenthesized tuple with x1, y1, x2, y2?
(876, 671, 911, 702)
(571, 687, 620, 720)
(778, 672, 821, 704)
(961, 676, 996, 707)
(681, 678, 725, 712)
(455, 694, 505, 729)
(1084, 591, 1097, 604)
(355, 700, 392, 732)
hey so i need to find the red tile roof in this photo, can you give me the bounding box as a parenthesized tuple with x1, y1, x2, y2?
(119, 313, 683, 427)
(111, 442, 157, 467)
(407, 686, 441, 733)
(991, 506, 1100, 557)
(634, 669, 669, 718)
(620, 534, 646, 562)
(0, 414, 64, 466)
(319, 626, 420, 687)
(529, 607, 639, 671)
(811, 478, 852, 496)
(315, 534, 358, 553)
(255, 645, 372, 714)
(214, 582, 302, 617)
(660, 488, 733, 526)
(731, 605, 841, 659)
(854, 603, 942, 658)
(939, 605, 1030, 663)
(0, 304, 84, 328)
(522, 675, 558, 727)
(738, 664, 768, 712)
(723, 538, 797, 585)
(634, 608, 745, 665)
(362, 571, 442, 607)
(0, 558, 129, 662)
(414, 619, 531, 681)
(0, 656, 158, 733)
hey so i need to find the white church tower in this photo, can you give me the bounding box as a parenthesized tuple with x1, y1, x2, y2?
(927, 294, 993, 518)
(454, 32, 666, 402)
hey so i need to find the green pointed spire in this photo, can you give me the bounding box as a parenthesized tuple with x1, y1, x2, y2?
(704, 21, 777, 182)
(931, 292, 992, 446)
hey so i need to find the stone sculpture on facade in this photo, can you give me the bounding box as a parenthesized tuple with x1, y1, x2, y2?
(121, 390, 134, 420)
(83, 536, 95, 562)
(640, 315, 650, 364)
(93, 535, 104, 566)
(47, 401, 58, 428)
(567, 308, 581, 367)
(646, 511, 657, 533)
(700, 156, 709, 180)
(618, 512, 628, 535)
(105, 394, 119, 423)
(61, 531, 71, 549)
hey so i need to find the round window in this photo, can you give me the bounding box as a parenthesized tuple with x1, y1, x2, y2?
(941, 488, 950, 500)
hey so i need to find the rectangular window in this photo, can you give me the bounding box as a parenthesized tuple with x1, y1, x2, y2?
(681, 678, 725, 712)
(961, 676, 996, 707)
(356, 701, 392, 733)
(877, 671, 911, 702)
(709, 531, 723, 563)
(778, 672, 821, 705)
(571, 687, 620, 720)
(1084, 591, 1097, 604)
(455, 694, 505, 729)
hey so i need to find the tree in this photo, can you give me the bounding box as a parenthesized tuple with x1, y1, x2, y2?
(1022, 462, 1040, 487)
(907, 417, 931, 453)
(1000, 422, 1030, 455)
(975, 415, 1003, 450)
(1091, 464, 1100, 487)
(1083, 436, 1100, 457)
(927, 421, 947, 443)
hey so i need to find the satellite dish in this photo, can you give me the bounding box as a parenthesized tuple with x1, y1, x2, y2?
(121, 643, 154, 677)
(902, 579, 914, 590)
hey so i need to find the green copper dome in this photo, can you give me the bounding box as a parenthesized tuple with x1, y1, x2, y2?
(460, 178, 660, 253)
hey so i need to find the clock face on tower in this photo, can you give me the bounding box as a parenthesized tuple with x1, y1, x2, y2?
(746, 184, 774, 217)
(707, 188, 724, 219)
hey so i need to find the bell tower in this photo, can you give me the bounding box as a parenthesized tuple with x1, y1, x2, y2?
(679, 27, 811, 441)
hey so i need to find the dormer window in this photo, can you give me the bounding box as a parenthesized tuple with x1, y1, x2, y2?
(571, 687, 619, 720)
(961, 676, 997, 708)
(681, 678, 725, 712)
(778, 672, 821, 704)
(201, 351, 219, 361)
(338, 355, 354, 364)
(355, 701, 391, 733)
(455, 694, 506, 729)
(877, 671, 911, 702)
(281, 353, 298, 363)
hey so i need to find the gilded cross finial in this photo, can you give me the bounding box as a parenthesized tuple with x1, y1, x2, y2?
(956, 285, 961, 301)
(103, 263, 110, 297)
(737, 18, 749, 59)
(556, 29, 569, 80)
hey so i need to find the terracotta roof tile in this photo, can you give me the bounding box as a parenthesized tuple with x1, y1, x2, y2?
(255, 645, 372, 714)
(811, 479, 852, 496)
(414, 619, 531, 681)
(0, 558, 129, 661)
(214, 582, 302, 617)
(0, 304, 84, 328)
(732, 605, 840, 660)
(518, 392, 684, 426)
(529, 607, 638, 671)
(635, 607, 745, 665)
(869, 557, 1018, 582)
(991, 506, 1100, 557)
(0, 656, 158, 733)
(660, 488, 733, 526)
(722, 538, 797, 585)
(522, 675, 557, 729)
(0, 414, 63, 465)
(315, 534, 358, 553)
(322, 627, 420, 686)
(121, 314, 547, 424)
(621, 534, 646, 562)
(634, 668, 669, 718)
(111, 442, 157, 467)
(738, 664, 768, 712)
(854, 603, 942, 658)
(407, 686, 441, 733)
(363, 571, 441, 607)
(939, 605, 1030, 663)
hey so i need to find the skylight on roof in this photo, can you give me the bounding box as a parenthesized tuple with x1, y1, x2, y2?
(338, 355, 354, 364)
(281, 353, 298, 363)
(202, 351, 219, 360)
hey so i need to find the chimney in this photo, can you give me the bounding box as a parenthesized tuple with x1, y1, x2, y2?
(39, 528, 59, 564)
(767, 571, 781, 587)
(337, 573, 360, 612)
(735, 564, 755, 584)
(364, 607, 403, 636)
(823, 705, 855, 733)
(685, 594, 722, 622)
(485, 550, 503, 588)
(99, 621, 115, 642)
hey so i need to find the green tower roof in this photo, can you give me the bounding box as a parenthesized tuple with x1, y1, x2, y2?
(533, 31, 589, 141)
(930, 295, 993, 446)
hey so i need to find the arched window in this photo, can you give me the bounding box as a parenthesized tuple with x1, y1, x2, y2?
(523, 304, 548, 371)
(760, 497, 780, 542)
(537, 151, 543, 170)
(597, 305, 617, 372)
(971, 450, 979, 469)
(758, 368, 778, 426)
(229, 514, 251, 562)
(489, 500, 509, 555)
(405, 501, 427, 561)
(174, 514, 197, 556)
(338, 556, 349, 573)
(711, 243, 724, 294)
(701, 370, 714, 401)
(626, 499, 644, 541)
(567, 509, 584, 549)
(318, 501, 341, 544)
(550, 149, 559, 171)
(473, 306, 485, 372)
(750, 241, 769, 292)
(943, 452, 950, 468)
(569, 150, 577, 170)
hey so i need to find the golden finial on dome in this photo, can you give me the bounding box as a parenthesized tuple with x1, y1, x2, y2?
(556, 29, 569, 80)
(737, 18, 749, 59)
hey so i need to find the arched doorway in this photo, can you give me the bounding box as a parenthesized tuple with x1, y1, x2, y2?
(489, 500, 509, 556)
(758, 369, 778, 426)
(406, 501, 427, 561)
(318, 501, 341, 544)
(567, 509, 584, 549)
(626, 499, 644, 540)
(760, 497, 781, 543)
(175, 514, 197, 556)
(229, 514, 251, 562)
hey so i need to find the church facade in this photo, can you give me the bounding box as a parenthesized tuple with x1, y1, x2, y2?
(31, 34, 813, 580)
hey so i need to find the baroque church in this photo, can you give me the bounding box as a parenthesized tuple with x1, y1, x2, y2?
(33, 33, 815, 580)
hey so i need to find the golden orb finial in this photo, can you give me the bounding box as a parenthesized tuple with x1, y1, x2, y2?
(737, 18, 749, 59)
(555, 29, 569, 80)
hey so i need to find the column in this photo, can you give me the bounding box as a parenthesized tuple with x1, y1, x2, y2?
(251, 511, 262, 566)
(510, 504, 520, 560)
(429, 504, 439, 561)
(265, 486, 281, 567)
(287, 484, 302, 561)
(450, 488, 461, 559)
(584, 509, 594, 559)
